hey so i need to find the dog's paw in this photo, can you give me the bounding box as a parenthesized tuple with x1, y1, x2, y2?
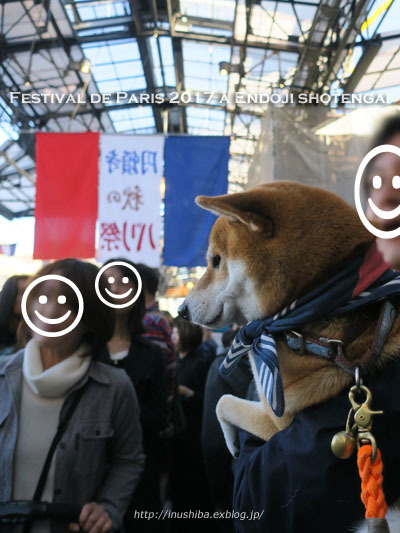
(223, 424, 240, 457)
(216, 395, 241, 457)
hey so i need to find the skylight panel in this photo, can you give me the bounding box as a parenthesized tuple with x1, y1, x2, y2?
(119, 76, 147, 91)
(77, 5, 96, 21)
(97, 80, 121, 93)
(109, 41, 140, 62)
(114, 60, 144, 79)
(180, 0, 236, 22)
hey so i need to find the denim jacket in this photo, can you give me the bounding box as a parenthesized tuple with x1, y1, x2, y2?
(0, 349, 145, 532)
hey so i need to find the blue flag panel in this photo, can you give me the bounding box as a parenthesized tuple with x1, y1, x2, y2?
(163, 136, 230, 267)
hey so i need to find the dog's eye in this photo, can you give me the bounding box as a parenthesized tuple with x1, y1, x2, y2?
(212, 255, 221, 268)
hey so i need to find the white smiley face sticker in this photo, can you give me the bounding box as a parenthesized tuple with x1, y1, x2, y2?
(21, 275, 84, 337)
(95, 261, 142, 309)
(355, 144, 400, 239)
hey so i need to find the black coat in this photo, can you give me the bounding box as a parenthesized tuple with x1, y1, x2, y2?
(233, 356, 400, 532)
(177, 347, 209, 393)
(101, 335, 167, 446)
(171, 347, 211, 520)
(101, 335, 168, 525)
(202, 355, 252, 508)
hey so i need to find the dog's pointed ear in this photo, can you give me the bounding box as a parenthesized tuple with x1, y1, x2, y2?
(195, 193, 273, 234)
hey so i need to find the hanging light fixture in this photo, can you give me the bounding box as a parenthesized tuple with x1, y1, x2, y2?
(219, 61, 244, 77)
(66, 58, 91, 74)
(219, 61, 229, 76)
(79, 58, 91, 74)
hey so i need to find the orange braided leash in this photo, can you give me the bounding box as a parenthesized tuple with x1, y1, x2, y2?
(357, 445, 387, 519)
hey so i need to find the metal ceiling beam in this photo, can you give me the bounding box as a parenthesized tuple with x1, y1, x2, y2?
(228, 0, 253, 147)
(171, 37, 187, 132)
(0, 185, 33, 203)
(64, 0, 121, 5)
(149, 0, 172, 133)
(0, 203, 15, 220)
(290, 0, 342, 92)
(153, 30, 306, 54)
(222, 0, 238, 141)
(320, 0, 371, 89)
(0, 150, 28, 174)
(273, 0, 323, 5)
(0, 174, 32, 205)
(0, 174, 35, 186)
(0, 171, 35, 184)
(0, 149, 35, 184)
(4, 29, 306, 55)
(342, 38, 382, 93)
(167, 0, 187, 133)
(377, 31, 400, 42)
(5, 31, 126, 54)
(72, 16, 133, 31)
(183, 16, 233, 32)
(14, 208, 34, 217)
(128, 0, 163, 132)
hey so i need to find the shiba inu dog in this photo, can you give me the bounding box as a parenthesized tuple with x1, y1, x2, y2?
(178, 181, 400, 532)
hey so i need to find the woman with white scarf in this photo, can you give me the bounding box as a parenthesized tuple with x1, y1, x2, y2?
(0, 259, 145, 533)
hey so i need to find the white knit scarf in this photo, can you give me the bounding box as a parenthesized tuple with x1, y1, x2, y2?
(23, 339, 91, 398)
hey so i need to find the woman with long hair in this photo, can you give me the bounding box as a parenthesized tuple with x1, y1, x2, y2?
(0, 275, 28, 354)
(99, 258, 167, 533)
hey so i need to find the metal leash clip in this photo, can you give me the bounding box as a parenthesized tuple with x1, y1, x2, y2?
(331, 381, 383, 462)
(349, 385, 383, 462)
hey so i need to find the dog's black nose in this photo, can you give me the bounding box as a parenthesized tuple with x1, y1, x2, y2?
(177, 303, 190, 320)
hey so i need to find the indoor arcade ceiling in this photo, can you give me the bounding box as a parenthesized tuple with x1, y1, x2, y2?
(0, 0, 399, 219)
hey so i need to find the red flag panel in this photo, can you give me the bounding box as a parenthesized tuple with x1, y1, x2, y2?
(34, 132, 99, 259)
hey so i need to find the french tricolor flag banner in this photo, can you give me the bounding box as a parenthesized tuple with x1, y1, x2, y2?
(97, 134, 164, 267)
(34, 133, 228, 266)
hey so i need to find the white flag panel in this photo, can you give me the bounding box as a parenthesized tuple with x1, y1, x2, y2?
(97, 134, 164, 267)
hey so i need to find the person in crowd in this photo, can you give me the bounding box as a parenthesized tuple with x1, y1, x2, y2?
(200, 328, 217, 364)
(365, 113, 400, 268)
(170, 317, 213, 532)
(135, 263, 176, 436)
(99, 258, 167, 533)
(0, 258, 144, 533)
(216, 328, 233, 357)
(201, 328, 253, 533)
(0, 275, 28, 355)
(161, 310, 174, 329)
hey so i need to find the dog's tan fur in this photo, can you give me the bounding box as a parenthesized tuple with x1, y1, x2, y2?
(182, 181, 400, 456)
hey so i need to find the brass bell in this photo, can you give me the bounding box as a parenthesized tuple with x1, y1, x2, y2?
(331, 431, 356, 459)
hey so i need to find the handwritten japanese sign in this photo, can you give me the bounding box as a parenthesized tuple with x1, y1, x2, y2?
(97, 135, 164, 266)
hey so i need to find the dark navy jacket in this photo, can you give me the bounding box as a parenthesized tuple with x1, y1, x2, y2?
(233, 357, 400, 532)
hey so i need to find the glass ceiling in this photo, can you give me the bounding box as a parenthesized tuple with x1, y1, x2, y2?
(0, 0, 399, 217)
